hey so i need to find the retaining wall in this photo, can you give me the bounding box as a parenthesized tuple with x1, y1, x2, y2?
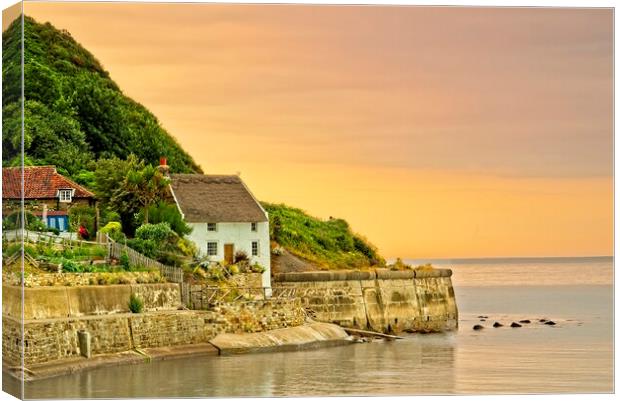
(272, 269, 458, 333)
(3, 298, 303, 366)
(2, 283, 182, 320)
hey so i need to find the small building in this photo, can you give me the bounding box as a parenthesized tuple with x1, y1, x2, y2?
(168, 173, 271, 290)
(2, 166, 96, 231)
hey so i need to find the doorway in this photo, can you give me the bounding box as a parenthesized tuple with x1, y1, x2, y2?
(224, 244, 234, 264)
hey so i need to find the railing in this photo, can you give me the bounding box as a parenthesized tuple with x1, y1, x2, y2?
(3, 229, 99, 245)
(2, 229, 184, 284)
(105, 235, 184, 283)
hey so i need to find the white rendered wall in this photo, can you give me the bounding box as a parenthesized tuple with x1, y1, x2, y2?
(188, 221, 271, 289)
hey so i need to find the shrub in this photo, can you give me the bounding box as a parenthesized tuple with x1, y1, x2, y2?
(126, 238, 157, 259)
(158, 252, 184, 267)
(128, 294, 143, 313)
(228, 264, 240, 275)
(100, 221, 122, 235)
(136, 201, 192, 237)
(234, 250, 249, 263)
(61, 259, 82, 273)
(135, 222, 175, 242)
(251, 263, 266, 274)
(177, 237, 198, 257)
(120, 252, 131, 270)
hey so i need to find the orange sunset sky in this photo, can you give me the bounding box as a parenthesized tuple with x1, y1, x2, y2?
(4, 3, 613, 259)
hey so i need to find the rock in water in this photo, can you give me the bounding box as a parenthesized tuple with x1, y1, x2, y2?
(519, 319, 531, 324)
(473, 325, 484, 331)
(510, 322, 522, 328)
(544, 321, 556, 326)
(493, 322, 503, 328)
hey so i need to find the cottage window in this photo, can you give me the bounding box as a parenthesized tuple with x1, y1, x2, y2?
(252, 241, 259, 256)
(251, 222, 257, 232)
(207, 242, 218, 256)
(207, 223, 217, 232)
(58, 189, 72, 203)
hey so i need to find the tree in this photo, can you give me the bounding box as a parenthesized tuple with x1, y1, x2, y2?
(136, 201, 192, 237)
(93, 155, 144, 235)
(122, 165, 168, 224)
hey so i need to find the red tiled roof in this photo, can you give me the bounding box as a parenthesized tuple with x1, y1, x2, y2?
(2, 166, 95, 200)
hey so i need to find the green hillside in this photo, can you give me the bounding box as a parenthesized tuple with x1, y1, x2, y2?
(2, 16, 202, 177)
(1, 15, 385, 269)
(263, 203, 385, 269)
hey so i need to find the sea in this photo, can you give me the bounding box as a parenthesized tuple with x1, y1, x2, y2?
(3, 256, 614, 398)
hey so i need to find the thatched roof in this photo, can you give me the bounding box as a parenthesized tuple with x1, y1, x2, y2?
(169, 174, 268, 223)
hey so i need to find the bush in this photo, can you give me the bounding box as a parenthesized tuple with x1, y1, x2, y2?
(61, 259, 82, 273)
(120, 252, 130, 270)
(128, 293, 143, 313)
(135, 222, 175, 242)
(234, 250, 249, 263)
(136, 201, 192, 237)
(126, 238, 158, 259)
(251, 263, 266, 274)
(100, 221, 122, 235)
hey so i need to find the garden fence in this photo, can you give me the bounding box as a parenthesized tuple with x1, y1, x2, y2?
(105, 234, 184, 283)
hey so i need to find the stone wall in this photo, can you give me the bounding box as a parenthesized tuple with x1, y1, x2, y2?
(2, 298, 303, 366)
(272, 269, 458, 333)
(3, 271, 164, 288)
(3, 283, 182, 320)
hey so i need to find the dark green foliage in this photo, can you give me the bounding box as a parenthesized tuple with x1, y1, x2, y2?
(2, 16, 202, 178)
(128, 293, 143, 313)
(93, 155, 144, 235)
(120, 253, 130, 270)
(262, 203, 385, 269)
(122, 165, 168, 224)
(126, 238, 158, 259)
(136, 201, 192, 237)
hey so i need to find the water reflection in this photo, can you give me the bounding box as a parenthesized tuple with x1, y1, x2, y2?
(16, 335, 456, 398)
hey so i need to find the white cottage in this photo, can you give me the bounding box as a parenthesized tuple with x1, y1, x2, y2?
(168, 173, 271, 290)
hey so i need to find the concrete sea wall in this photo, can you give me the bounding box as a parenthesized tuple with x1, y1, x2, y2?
(272, 269, 458, 333)
(3, 298, 304, 367)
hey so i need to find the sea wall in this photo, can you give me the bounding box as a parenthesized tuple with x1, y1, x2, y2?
(3, 298, 304, 366)
(2, 283, 182, 320)
(272, 269, 458, 333)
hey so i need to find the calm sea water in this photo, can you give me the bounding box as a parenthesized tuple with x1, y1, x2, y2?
(4, 257, 614, 398)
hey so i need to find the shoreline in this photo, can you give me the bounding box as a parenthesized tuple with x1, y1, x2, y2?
(3, 323, 354, 382)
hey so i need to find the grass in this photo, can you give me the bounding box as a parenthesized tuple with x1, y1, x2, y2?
(262, 202, 385, 269)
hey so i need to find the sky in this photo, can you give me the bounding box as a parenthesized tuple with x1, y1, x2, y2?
(5, 3, 614, 258)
